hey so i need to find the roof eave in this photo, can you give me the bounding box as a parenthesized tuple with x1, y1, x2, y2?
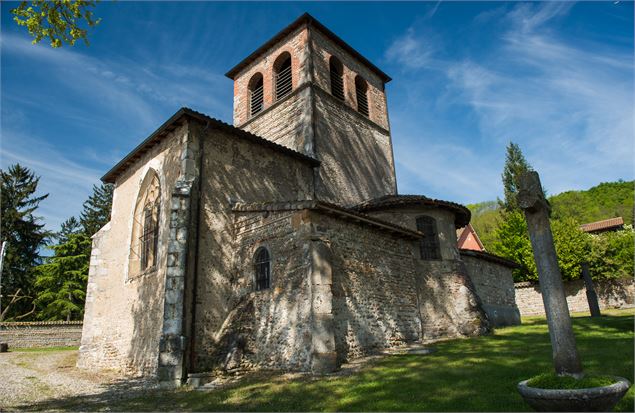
(225, 13, 391, 83)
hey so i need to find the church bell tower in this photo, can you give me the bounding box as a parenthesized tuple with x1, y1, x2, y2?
(225, 13, 397, 206)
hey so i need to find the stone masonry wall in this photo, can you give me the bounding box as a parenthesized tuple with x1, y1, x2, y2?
(311, 28, 389, 130)
(233, 26, 309, 127)
(0, 321, 83, 348)
(192, 127, 315, 372)
(461, 253, 521, 327)
(314, 214, 420, 364)
(515, 277, 635, 316)
(312, 90, 396, 206)
(78, 123, 186, 377)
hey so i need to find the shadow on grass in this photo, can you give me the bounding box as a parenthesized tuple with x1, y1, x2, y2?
(20, 313, 635, 412)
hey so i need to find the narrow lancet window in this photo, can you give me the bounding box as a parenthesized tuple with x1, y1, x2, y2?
(274, 52, 293, 101)
(329, 56, 345, 101)
(249, 73, 264, 117)
(254, 247, 271, 291)
(355, 76, 369, 117)
(417, 216, 441, 260)
(130, 171, 161, 277)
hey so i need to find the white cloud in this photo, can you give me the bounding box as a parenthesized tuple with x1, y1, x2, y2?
(387, 2, 633, 202)
(385, 28, 437, 70)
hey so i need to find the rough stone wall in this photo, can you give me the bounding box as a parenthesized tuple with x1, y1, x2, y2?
(313, 90, 396, 206)
(461, 254, 521, 326)
(515, 278, 635, 316)
(312, 214, 420, 363)
(78, 123, 186, 377)
(202, 210, 314, 372)
(365, 207, 488, 339)
(241, 87, 312, 153)
(311, 28, 389, 130)
(0, 322, 83, 348)
(417, 260, 489, 340)
(366, 207, 460, 260)
(192, 128, 315, 372)
(233, 26, 310, 127)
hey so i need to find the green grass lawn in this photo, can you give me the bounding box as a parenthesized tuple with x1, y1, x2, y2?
(40, 309, 635, 411)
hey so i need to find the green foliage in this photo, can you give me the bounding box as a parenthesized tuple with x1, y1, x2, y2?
(468, 201, 502, 249)
(491, 213, 592, 282)
(588, 226, 634, 280)
(11, 0, 101, 48)
(0, 164, 50, 320)
(57, 216, 81, 244)
(550, 180, 634, 226)
(34, 233, 91, 321)
(501, 142, 534, 212)
(80, 183, 113, 236)
(527, 373, 617, 389)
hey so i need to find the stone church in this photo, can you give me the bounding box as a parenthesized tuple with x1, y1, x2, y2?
(78, 13, 520, 386)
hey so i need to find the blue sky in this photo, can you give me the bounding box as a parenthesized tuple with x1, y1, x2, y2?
(2, 1, 633, 233)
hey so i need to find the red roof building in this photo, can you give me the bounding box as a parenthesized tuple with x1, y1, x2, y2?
(579, 217, 624, 234)
(457, 223, 485, 251)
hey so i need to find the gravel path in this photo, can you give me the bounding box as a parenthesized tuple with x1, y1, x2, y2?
(0, 349, 150, 411)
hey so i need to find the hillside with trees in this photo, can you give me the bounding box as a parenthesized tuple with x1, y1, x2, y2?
(469, 143, 633, 283)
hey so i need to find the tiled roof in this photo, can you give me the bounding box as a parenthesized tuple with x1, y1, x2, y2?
(101, 107, 319, 183)
(232, 200, 423, 239)
(456, 223, 485, 251)
(579, 217, 624, 233)
(225, 13, 391, 83)
(352, 195, 471, 228)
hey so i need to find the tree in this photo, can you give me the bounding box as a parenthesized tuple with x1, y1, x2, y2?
(500, 142, 534, 212)
(10, 1, 101, 48)
(58, 216, 81, 244)
(34, 233, 91, 321)
(80, 183, 113, 236)
(588, 226, 634, 280)
(0, 164, 50, 320)
(490, 210, 536, 281)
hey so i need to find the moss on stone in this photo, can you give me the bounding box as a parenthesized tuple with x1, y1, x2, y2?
(527, 372, 617, 389)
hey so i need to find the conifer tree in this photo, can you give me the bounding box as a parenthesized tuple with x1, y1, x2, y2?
(500, 142, 534, 212)
(58, 216, 81, 244)
(34, 233, 91, 321)
(0, 164, 50, 320)
(80, 183, 113, 236)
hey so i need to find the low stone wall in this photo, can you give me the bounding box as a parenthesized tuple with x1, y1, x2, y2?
(0, 321, 83, 348)
(461, 250, 521, 327)
(515, 277, 635, 316)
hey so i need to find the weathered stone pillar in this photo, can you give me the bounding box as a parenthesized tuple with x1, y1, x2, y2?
(309, 238, 337, 373)
(581, 262, 601, 318)
(158, 125, 200, 386)
(518, 171, 583, 377)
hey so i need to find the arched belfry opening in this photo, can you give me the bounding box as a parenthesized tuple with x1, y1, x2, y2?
(355, 75, 369, 117)
(274, 52, 293, 101)
(248, 72, 264, 117)
(329, 56, 345, 101)
(129, 169, 161, 277)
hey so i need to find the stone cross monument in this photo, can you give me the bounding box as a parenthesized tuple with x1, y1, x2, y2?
(518, 171, 583, 377)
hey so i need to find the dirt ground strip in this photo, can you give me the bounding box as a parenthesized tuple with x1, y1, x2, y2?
(0, 349, 155, 411)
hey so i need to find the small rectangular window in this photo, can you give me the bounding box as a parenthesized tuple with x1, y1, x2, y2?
(417, 216, 441, 260)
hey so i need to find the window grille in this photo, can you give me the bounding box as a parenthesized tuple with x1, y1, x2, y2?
(249, 74, 264, 117)
(355, 76, 369, 117)
(140, 201, 159, 270)
(275, 55, 293, 101)
(329, 57, 345, 101)
(416, 216, 441, 260)
(254, 247, 271, 291)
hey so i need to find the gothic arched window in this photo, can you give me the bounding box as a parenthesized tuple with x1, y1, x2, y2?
(329, 56, 345, 101)
(249, 72, 264, 117)
(416, 216, 441, 260)
(254, 247, 271, 291)
(274, 52, 293, 101)
(129, 170, 161, 277)
(355, 75, 369, 117)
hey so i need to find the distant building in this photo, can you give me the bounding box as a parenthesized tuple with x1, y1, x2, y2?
(580, 217, 624, 234)
(457, 223, 485, 251)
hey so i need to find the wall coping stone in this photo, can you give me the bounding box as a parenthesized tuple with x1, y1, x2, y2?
(0, 321, 83, 328)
